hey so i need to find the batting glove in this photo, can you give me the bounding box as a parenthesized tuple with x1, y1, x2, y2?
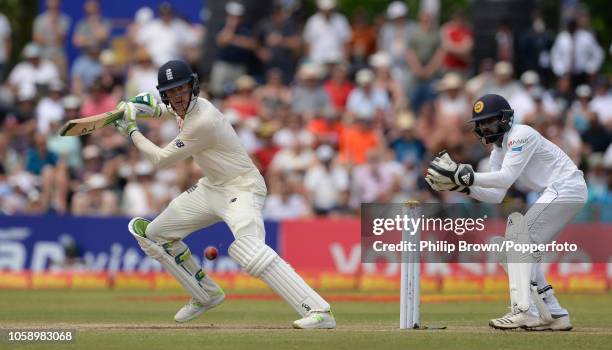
(114, 101, 139, 137)
(129, 92, 162, 118)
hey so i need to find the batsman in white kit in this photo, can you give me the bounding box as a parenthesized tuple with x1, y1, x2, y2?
(113, 60, 335, 329)
(425, 94, 587, 331)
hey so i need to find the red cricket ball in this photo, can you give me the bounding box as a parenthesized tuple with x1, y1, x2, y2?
(204, 246, 218, 260)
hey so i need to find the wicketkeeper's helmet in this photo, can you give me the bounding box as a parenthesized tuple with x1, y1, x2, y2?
(467, 93, 514, 144)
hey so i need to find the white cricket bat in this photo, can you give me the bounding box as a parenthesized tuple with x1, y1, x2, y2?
(59, 109, 125, 136)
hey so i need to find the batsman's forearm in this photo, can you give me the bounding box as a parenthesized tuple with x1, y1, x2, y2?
(131, 131, 164, 165)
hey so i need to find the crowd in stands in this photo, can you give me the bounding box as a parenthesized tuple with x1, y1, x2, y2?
(0, 0, 610, 220)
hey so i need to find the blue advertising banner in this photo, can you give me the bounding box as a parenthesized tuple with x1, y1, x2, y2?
(0, 215, 278, 274)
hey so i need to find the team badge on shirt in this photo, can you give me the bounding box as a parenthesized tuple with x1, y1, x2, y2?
(175, 139, 185, 148)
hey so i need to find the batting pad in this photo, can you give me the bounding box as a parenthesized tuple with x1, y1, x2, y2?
(131, 232, 217, 304)
(505, 212, 533, 312)
(229, 235, 330, 316)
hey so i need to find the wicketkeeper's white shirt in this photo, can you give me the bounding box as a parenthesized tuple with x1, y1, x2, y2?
(469, 124, 585, 203)
(131, 97, 265, 189)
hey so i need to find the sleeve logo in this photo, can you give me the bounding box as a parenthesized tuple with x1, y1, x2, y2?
(507, 138, 528, 147)
(175, 139, 185, 148)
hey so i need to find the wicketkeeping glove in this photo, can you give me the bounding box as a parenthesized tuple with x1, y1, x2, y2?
(427, 150, 475, 187)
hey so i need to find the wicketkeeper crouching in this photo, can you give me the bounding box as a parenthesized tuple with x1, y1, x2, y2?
(113, 60, 335, 329)
(425, 94, 587, 331)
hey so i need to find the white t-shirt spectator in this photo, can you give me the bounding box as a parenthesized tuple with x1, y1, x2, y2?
(304, 164, 349, 210)
(264, 193, 310, 220)
(36, 97, 64, 133)
(303, 12, 351, 64)
(270, 148, 316, 173)
(550, 29, 604, 76)
(346, 87, 391, 119)
(122, 180, 168, 217)
(136, 18, 197, 66)
(589, 92, 612, 126)
(8, 60, 60, 97)
(0, 13, 11, 64)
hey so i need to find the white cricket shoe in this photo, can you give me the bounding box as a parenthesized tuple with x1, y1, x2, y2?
(525, 314, 573, 331)
(489, 310, 541, 330)
(293, 311, 336, 329)
(174, 292, 225, 323)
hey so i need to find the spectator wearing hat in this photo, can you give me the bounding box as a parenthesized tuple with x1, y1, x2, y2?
(370, 51, 406, 113)
(478, 61, 530, 119)
(254, 68, 292, 118)
(252, 123, 280, 176)
(6, 43, 60, 101)
(79, 144, 104, 181)
(519, 70, 558, 117)
(291, 63, 331, 120)
(71, 173, 118, 216)
(122, 160, 163, 217)
(270, 118, 316, 174)
(405, 11, 444, 112)
(377, 1, 415, 91)
(224, 75, 260, 120)
(304, 144, 349, 215)
(9, 89, 38, 138)
(254, 3, 300, 84)
(303, 0, 351, 65)
(2, 169, 41, 214)
(72, 0, 111, 50)
(46, 95, 83, 171)
(434, 72, 469, 146)
(98, 49, 124, 98)
(135, 2, 198, 67)
(346, 68, 391, 124)
(33, 0, 71, 77)
(125, 49, 158, 100)
(323, 62, 353, 112)
(0, 12, 11, 82)
(566, 84, 596, 135)
(440, 9, 472, 75)
(389, 110, 425, 165)
(211, 1, 257, 96)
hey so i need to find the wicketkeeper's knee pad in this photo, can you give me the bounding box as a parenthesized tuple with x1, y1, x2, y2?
(229, 236, 330, 316)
